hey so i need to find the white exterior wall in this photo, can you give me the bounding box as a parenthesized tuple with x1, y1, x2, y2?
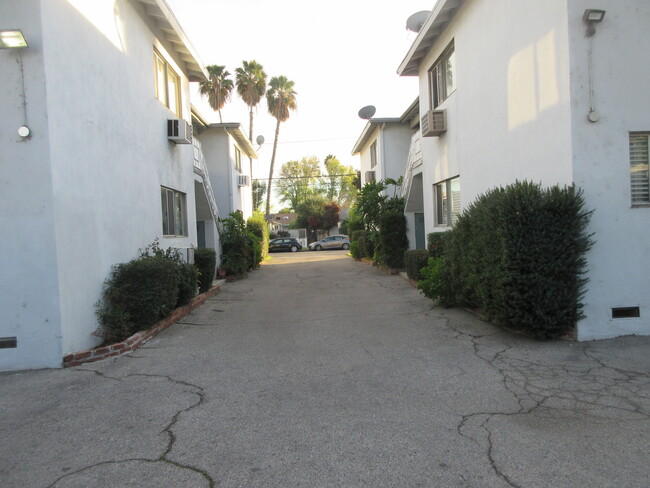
(0, 0, 63, 370)
(197, 128, 254, 220)
(567, 0, 650, 339)
(0, 0, 198, 370)
(417, 0, 574, 234)
(358, 124, 412, 191)
(358, 131, 380, 186)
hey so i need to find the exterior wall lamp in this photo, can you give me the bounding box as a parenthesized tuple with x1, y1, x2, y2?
(583, 9, 606, 37)
(0, 29, 28, 49)
(0, 29, 31, 138)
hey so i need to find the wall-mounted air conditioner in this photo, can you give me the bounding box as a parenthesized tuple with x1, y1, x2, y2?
(365, 170, 376, 183)
(421, 109, 447, 137)
(238, 175, 250, 187)
(167, 119, 193, 144)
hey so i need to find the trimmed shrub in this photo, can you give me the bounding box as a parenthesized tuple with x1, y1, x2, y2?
(427, 231, 452, 258)
(405, 250, 429, 281)
(418, 257, 448, 303)
(247, 213, 270, 261)
(439, 181, 593, 338)
(221, 212, 252, 276)
(176, 262, 199, 307)
(96, 256, 180, 341)
(350, 230, 365, 243)
(350, 241, 362, 260)
(194, 247, 216, 293)
(249, 233, 262, 270)
(377, 210, 408, 269)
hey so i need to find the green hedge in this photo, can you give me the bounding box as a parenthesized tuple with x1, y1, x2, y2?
(405, 250, 429, 281)
(377, 210, 408, 269)
(420, 181, 593, 338)
(195, 247, 216, 293)
(96, 256, 181, 342)
(427, 232, 451, 258)
(247, 213, 270, 261)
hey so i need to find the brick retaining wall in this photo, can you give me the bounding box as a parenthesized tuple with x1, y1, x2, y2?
(63, 284, 222, 367)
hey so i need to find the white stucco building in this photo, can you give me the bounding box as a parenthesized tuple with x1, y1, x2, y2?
(399, 0, 650, 340)
(193, 119, 258, 224)
(0, 0, 222, 370)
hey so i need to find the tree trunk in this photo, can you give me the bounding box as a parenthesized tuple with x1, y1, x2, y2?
(248, 106, 254, 191)
(265, 119, 281, 217)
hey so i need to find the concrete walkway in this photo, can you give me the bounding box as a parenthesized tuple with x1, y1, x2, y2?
(1, 250, 649, 487)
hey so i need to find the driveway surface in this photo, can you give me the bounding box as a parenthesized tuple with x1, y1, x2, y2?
(1, 250, 650, 487)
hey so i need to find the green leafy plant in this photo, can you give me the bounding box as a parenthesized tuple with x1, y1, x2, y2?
(405, 250, 430, 281)
(194, 247, 217, 293)
(376, 210, 408, 269)
(417, 257, 448, 302)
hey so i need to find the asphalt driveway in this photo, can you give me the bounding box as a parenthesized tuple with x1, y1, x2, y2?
(1, 250, 649, 487)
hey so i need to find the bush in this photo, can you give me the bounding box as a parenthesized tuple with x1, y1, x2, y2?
(249, 233, 262, 270)
(418, 257, 448, 303)
(350, 241, 362, 260)
(405, 250, 429, 281)
(221, 212, 252, 276)
(176, 262, 199, 307)
(377, 210, 408, 269)
(96, 256, 180, 342)
(247, 213, 270, 262)
(350, 230, 365, 243)
(439, 181, 593, 338)
(195, 247, 216, 293)
(427, 231, 452, 258)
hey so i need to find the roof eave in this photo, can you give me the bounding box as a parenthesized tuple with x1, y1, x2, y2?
(397, 0, 464, 77)
(136, 0, 208, 82)
(351, 118, 401, 156)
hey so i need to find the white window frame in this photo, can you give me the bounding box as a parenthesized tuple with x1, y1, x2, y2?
(434, 176, 461, 227)
(429, 41, 456, 109)
(154, 49, 182, 117)
(630, 132, 650, 206)
(161, 186, 188, 237)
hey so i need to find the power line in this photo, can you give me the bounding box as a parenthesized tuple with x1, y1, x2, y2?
(252, 173, 358, 181)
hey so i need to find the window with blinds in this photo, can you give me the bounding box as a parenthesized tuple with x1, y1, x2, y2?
(630, 133, 650, 206)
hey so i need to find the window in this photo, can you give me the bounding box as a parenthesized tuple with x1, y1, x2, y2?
(235, 146, 242, 173)
(154, 50, 181, 117)
(161, 186, 188, 236)
(429, 41, 456, 108)
(630, 133, 650, 206)
(370, 141, 377, 169)
(434, 177, 461, 226)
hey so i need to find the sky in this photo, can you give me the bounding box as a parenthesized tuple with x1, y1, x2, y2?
(167, 0, 433, 186)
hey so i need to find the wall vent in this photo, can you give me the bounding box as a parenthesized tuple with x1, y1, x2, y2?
(612, 307, 640, 319)
(0, 337, 17, 349)
(421, 109, 447, 137)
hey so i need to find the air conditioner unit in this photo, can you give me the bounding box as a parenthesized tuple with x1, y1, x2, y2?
(421, 109, 447, 137)
(238, 175, 250, 187)
(365, 170, 376, 183)
(167, 119, 193, 144)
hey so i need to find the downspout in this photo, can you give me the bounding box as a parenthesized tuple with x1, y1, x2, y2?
(380, 123, 388, 194)
(227, 138, 234, 215)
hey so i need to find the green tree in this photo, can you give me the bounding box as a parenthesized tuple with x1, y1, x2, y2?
(235, 60, 267, 177)
(276, 156, 322, 210)
(199, 65, 233, 123)
(265, 76, 297, 217)
(252, 179, 267, 213)
(322, 155, 358, 207)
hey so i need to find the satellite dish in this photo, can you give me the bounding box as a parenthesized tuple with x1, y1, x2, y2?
(358, 105, 376, 120)
(406, 11, 430, 33)
(256, 135, 265, 146)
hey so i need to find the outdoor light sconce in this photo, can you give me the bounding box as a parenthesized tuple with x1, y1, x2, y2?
(0, 29, 28, 49)
(583, 9, 606, 37)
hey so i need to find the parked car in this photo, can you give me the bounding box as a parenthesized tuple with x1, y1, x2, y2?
(308, 235, 350, 251)
(269, 237, 302, 252)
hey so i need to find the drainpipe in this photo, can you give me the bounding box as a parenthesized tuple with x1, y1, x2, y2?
(380, 123, 388, 195)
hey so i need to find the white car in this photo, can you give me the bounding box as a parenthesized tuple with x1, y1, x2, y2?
(308, 235, 350, 251)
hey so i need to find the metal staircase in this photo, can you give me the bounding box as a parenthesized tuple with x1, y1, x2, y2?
(192, 137, 221, 228)
(401, 130, 423, 200)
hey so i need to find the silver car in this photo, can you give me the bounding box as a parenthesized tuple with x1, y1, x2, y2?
(308, 235, 350, 251)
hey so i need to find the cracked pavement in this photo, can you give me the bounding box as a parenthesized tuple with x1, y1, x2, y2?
(1, 250, 649, 487)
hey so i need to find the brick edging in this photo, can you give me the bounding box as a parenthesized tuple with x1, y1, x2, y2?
(63, 285, 222, 367)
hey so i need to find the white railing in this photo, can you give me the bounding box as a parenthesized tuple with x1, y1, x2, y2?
(401, 130, 423, 200)
(192, 137, 221, 226)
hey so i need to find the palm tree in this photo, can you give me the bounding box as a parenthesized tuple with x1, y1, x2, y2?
(199, 65, 233, 123)
(235, 60, 267, 179)
(265, 76, 297, 217)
